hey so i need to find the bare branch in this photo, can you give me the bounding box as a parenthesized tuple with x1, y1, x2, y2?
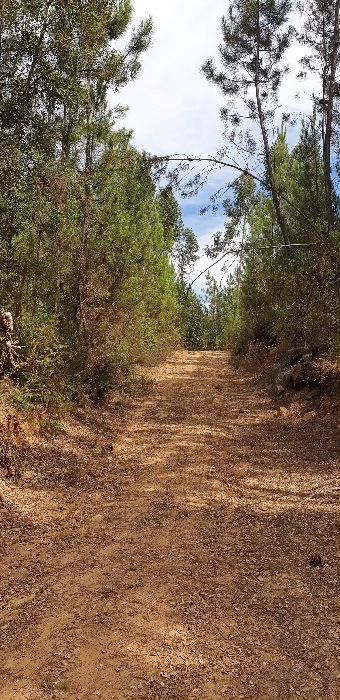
(156, 155, 323, 238)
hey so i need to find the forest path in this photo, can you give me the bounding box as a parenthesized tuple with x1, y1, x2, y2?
(1, 351, 340, 700)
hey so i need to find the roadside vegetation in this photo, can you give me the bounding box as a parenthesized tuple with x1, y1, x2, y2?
(0, 0, 198, 414)
(181, 0, 340, 362)
(1, 0, 340, 417)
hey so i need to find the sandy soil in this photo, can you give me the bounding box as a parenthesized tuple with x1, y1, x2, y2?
(0, 351, 340, 700)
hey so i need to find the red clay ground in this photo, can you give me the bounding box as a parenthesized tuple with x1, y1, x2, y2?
(0, 351, 340, 699)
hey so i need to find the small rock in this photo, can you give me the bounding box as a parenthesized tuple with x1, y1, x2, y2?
(274, 367, 294, 394)
(279, 406, 289, 416)
(302, 410, 316, 421)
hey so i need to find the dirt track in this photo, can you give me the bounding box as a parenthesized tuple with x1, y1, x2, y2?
(1, 351, 340, 700)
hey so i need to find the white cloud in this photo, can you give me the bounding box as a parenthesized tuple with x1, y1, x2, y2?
(113, 0, 227, 156)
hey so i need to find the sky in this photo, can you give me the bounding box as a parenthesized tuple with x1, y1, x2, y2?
(110, 1, 314, 292)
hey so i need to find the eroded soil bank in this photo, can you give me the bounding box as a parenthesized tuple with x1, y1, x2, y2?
(1, 351, 339, 700)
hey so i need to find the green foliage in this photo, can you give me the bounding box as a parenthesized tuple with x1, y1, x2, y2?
(202, 0, 293, 137)
(2, 0, 339, 408)
(179, 274, 230, 351)
(203, 273, 229, 350)
(203, 1, 340, 360)
(180, 287, 207, 350)
(0, 1, 182, 407)
(220, 125, 340, 356)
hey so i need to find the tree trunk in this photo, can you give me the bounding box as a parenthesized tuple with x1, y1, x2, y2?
(255, 0, 292, 256)
(77, 180, 91, 341)
(55, 107, 72, 315)
(324, 0, 340, 231)
(76, 98, 93, 341)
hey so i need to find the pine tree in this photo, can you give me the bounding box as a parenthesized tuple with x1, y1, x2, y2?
(202, 0, 294, 253)
(0, 1, 185, 403)
(298, 0, 340, 230)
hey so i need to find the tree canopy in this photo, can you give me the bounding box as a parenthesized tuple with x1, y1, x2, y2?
(0, 0, 339, 411)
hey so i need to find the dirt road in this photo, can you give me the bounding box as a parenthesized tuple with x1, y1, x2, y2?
(1, 351, 340, 699)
